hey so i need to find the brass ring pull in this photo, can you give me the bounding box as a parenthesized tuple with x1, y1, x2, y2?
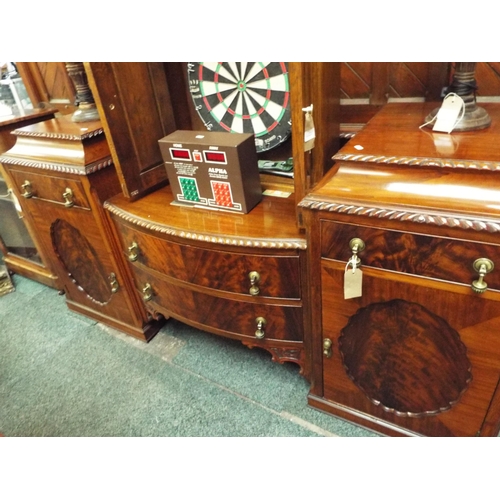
(255, 316, 266, 339)
(63, 187, 74, 208)
(323, 338, 333, 358)
(248, 271, 260, 296)
(472, 258, 494, 293)
(128, 242, 139, 262)
(142, 283, 153, 301)
(21, 180, 33, 198)
(109, 272, 119, 293)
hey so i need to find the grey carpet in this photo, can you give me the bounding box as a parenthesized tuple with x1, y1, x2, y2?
(0, 274, 377, 437)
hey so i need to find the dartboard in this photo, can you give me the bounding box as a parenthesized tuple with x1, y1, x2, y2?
(187, 62, 291, 153)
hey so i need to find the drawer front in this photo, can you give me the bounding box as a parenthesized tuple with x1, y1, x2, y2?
(321, 220, 500, 290)
(9, 169, 90, 209)
(132, 266, 303, 342)
(117, 221, 301, 298)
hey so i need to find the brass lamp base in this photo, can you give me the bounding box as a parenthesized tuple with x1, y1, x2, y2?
(425, 103, 491, 132)
(425, 62, 492, 132)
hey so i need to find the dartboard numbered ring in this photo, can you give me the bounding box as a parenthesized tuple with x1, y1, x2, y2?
(187, 62, 291, 153)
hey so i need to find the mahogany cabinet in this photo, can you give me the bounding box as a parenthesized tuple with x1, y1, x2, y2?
(300, 102, 500, 436)
(0, 115, 163, 341)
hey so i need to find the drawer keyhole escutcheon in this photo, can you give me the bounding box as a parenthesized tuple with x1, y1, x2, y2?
(472, 258, 494, 293)
(63, 188, 74, 208)
(21, 180, 33, 198)
(248, 271, 261, 295)
(109, 272, 119, 293)
(128, 242, 139, 262)
(348, 238, 365, 269)
(142, 283, 153, 301)
(323, 338, 333, 358)
(255, 316, 267, 339)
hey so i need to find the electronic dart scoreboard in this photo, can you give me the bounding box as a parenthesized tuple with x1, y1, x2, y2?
(159, 130, 262, 214)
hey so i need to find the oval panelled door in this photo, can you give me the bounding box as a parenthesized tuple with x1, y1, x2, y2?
(339, 299, 472, 417)
(51, 219, 112, 304)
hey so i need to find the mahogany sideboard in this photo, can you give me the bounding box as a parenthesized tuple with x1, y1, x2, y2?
(104, 183, 310, 375)
(300, 102, 500, 436)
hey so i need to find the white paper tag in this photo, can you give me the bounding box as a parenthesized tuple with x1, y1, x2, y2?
(432, 93, 465, 133)
(344, 268, 363, 299)
(9, 189, 23, 215)
(304, 111, 315, 151)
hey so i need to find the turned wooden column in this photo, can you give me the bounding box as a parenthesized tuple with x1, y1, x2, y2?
(65, 62, 100, 122)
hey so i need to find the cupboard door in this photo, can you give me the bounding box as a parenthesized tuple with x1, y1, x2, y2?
(320, 260, 500, 437)
(27, 198, 136, 325)
(85, 62, 176, 200)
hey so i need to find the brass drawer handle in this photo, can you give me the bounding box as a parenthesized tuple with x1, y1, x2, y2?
(323, 338, 333, 358)
(128, 242, 139, 262)
(142, 283, 153, 301)
(63, 187, 74, 208)
(21, 180, 33, 198)
(255, 316, 267, 339)
(109, 272, 119, 293)
(348, 237, 365, 270)
(472, 258, 494, 293)
(248, 271, 260, 296)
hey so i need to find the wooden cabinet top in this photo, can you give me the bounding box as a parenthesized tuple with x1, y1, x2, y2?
(0, 108, 58, 128)
(0, 115, 112, 176)
(11, 114, 103, 140)
(105, 185, 306, 250)
(300, 102, 500, 242)
(334, 102, 500, 170)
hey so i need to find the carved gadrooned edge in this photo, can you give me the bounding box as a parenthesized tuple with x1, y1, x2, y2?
(332, 153, 500, 171)
(13, 127, 105, 141)
(0, 156, 113, 176)
(104, 202, 307, 250)
(298, 198, 500, 233)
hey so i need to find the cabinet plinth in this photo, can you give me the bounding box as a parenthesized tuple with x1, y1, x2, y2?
(0, 115, 164, 341)
(300, 103, 500, 437)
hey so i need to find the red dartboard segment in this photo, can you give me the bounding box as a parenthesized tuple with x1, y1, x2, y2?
(187, 62, 291, 153)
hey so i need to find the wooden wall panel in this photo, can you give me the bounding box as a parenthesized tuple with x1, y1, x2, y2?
(475, 63, 500, 96)
(341, 62, 452, 102)
(16, 62, 76, 115)
(340, 63, 372, 99)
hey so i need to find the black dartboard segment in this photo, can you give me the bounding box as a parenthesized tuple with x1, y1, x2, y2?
(187, 62, 291, 153)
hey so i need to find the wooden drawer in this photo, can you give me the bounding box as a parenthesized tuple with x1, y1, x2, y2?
(132, 265, 303, 343)
(117, 221, 301, 299)
(9, 168, 90, 209)
(320, 220, 500, 290)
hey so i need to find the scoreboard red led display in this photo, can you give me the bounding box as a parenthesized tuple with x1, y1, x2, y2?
(159, 130, 262, 214)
